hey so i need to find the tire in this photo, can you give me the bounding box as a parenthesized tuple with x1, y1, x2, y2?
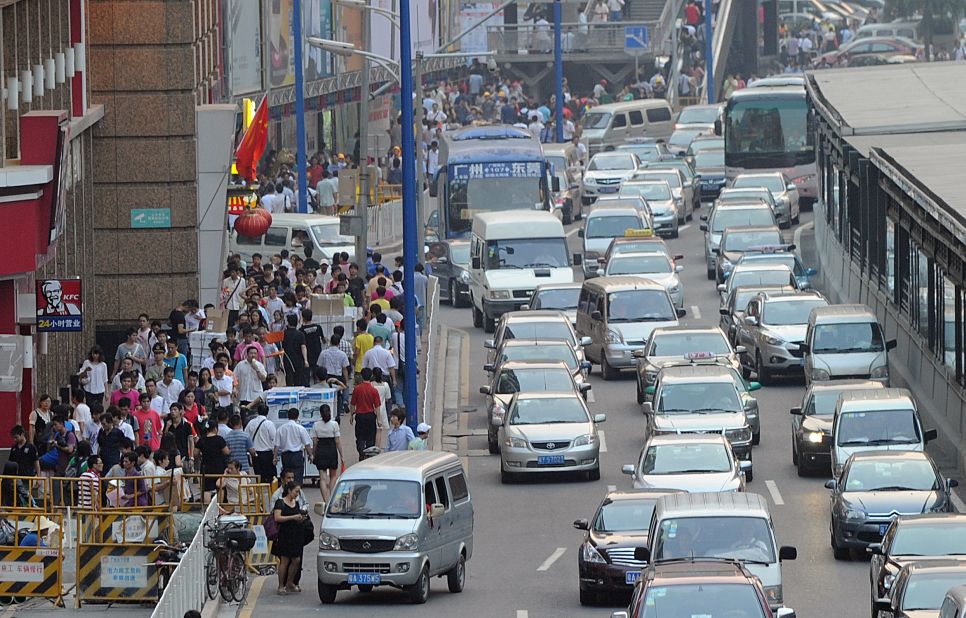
(588, 466, 601, 481)
(472, 302, 483, 328)
(483, 313, 495, 334)
(563, 202, 573, 225)
(500, 464, 515, 484)
(740, 362, 752, 380)
(792, 436, 799, 466)
(318, 582, 338, 604)
(579, 588, 598, 606)
(678, 214, 686, 225)
(228, 551, 249, 602)
(752, 431, 760, 446)
(670, 228, 679, 239)
(407, 566, 431, 604)
(745, 468, 754, 483)
(601, 355, 618, 381)
(832, 530, 850, 561)
(488, 430, 500, 455)
(205, 552, 219, 601)
(446, 554, 466, 593)
(756, 353, 773, 386)
(707, 266, 715, 280)
(447, 280, 456, 306)
(636, 378, 645, 404)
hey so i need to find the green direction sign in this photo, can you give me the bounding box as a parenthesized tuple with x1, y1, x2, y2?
(131, 208, 171, 229)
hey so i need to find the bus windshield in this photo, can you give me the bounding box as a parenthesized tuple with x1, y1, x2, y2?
(447, 175, 544, 237)
(725, 95, 813, 166)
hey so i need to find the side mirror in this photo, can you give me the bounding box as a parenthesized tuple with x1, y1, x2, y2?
(580, 336, 593, 347)
(924, 428, 938, 443)
(713, 248, 721, 255)
(577, 229, 585, 238)
(622, 464, 635, 475)
(744, 316, 758, 326)
(676, 308, 687, 318)
(674, 254, 684, 261)
(873, 600, 891, 614)
(479, 386, 492, 395)
(642, 402, 653, 415)
(552, 176, 561, 192)
(521, 304, 530, 310)
(699, 214, 708, 221)
(748, 381, 762, 391)
(632, 349, 645, 358)
(719, 307, 730, 316)
(675, 264, 684, 273)
(866, 543, 883, 555)
(735, 345, 746, 354)
(949, 478, 960, 489)
(579, 383, 592, 393)
(716, 284, 726, 293)
(797, 342, 810, 353)
(886, 339, 897, 351)
(593, 414, 607, 423)
(776, 610, 796, 618)
(806, 267, 817, 276)
(472, 256, 481, 270)
(779, 546, 797, 561)
(573, 253, 583, 266)
(699, 224, 708, 231)
(824, 479, 837, 490)
(573, 518, 590, 530)
(789, 407, 802, 416)
(739, 460, 753, 472)
(633, 547, 650, 562)
(484, 339, 496, 349)
(430, 503, 445, 519)
(483, 363, 495, 373)
(645, 385, 656, 396)
(591, 310, 603, 321)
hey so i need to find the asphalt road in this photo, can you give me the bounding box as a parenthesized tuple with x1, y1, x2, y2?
(237, 206, 897, 618)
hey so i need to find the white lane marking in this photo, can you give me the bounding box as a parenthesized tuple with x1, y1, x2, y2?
(598, 430, 608, 453)
(678, 224, 691, 233)
(537, 547, 567, 572)
(607, 485, 617, 492)
(793, 220, 815, 258)
(516, 612, 529, 618)
(952, 491, 966, 514)
(691, 305, 702, 320)
(567, 226, 581, 238)
(765, 480, 785, 506)
(586, 389, 596, 404)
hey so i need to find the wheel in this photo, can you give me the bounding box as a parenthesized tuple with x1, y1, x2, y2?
(707, 266, 715, 280)
(358, 584, 374, 593)
(745, 467, 753, 483)
(792, 436, 799, 466)
(671, 228, 679, 239)
(678, 213, 686, 224)
(780, 220, 790, 230)
(740, 362, 752, 379)
(601, 355, 618, 381)
(447, 280, 456, 306)
(472, 302, 483, 328)
(407, 566, 430, 604)
(483, 313, 495, 334)
(563, 202, 573, 225)
(756, 353, 773, 386)
(793, 211, 800, 225)
(579, 588, 599, 606)
(752, 431, 760, 446)
(205, 552, 219, 600)
(488, 430, 500, 455)
(228, 551, 249, 602)
(832, 530, 850, 561)
(318, 581, 338, 604)
(636, 378, 645, 405)
(500, 464, 515, 484)
(587, 466, 601, 481)
(446, 554, 466, 593)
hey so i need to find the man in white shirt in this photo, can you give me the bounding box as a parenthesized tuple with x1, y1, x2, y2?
(315, 170, 338, 215)
(70, 389, 92, 437)
(235, 346, 268, 405)
(528, 114, 545, 141)
(212, 362, 235, 411)
(156, 367, 184, 416)
(221, 267, 246, 328)
(111, 357, 146, 392)
(562, 117, 576, 141)
(245, 406, 278, 484)
(276, 408, 312, 484)
(265, 286, 284, 317)
(362, 336, 397, 384)
(185, 303, 206, 333)
(425, 141, 441, 176)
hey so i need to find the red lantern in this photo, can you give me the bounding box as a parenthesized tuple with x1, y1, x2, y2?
(234, 207, 273, 237)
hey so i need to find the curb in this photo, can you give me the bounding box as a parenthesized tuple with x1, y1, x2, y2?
(429, 324, 450, 451)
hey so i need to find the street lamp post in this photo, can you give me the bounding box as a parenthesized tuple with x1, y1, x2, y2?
(553, 0, 564, 143)
(704, 0, 714, 103)
(292, 0, 309, 213)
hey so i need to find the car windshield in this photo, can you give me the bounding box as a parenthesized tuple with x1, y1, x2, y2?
(650, 332, 731, 356)
(532, 288, 580, 311)
(763, 299, 828, 325)
(500, 344, 578, 370)
(844, 459, 939, 492)
(678, 106, 721, 125)
(618, 145, 663, 162)
(327, 480, 422, 518)
(729, 270, 793, 290)
(837, 410, 921, 447)
(594, 499, 658, 532)
(694, 150, 725, 168)
(311, 224, 353, 245)
(449, 243, 471, 265)
(653, 516, 776, 563)
(608, 254, 673, 276)
(504, 321, 574, 344)
(485, 238, 570, 270)
(711, 209, 775, 233)
(589, 154, 636, 171)
(508, 397, 588, 425)
(641, 443, 732, 474)
(586, 215, 644, 239)
(608, 291, 676, 322)
(723, 231, 783, 252)
(638, 171, 681, 189)
(611, 241, 668, 258)
(669, 130, 704, 149)
(658, 382, 742, 413)
(734, 176, 786, 194)
(739, 253, 801, 275)
(495, 368, 574, 394)
(732, 287, 778, 313)
(901, 573, 966, 611)
(640, 584, 767, 618)
(621, 183, 672, 201)
(812, 322, 885, 353)
(890, 524, 966, 556)
(582, 111, 611, 130)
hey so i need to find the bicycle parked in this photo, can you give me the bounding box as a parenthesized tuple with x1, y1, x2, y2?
(203, 515, 255, 603)
(147, 538, 187, 599)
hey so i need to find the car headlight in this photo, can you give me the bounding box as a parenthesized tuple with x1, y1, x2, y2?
(504, 436, 528, 448)
(394, 533, 419, 551)
(573, 433, 596, 447)
(811, 368, 830, 381)
(844, 507, 866, 522)
(806, 431, 824, 444)
(763, 585, 783, 605)
(585, 177, 597, 185)
(870, 365, 889, 379)
(459, 270, 470, 283)
(605, 329, 623, 344)
(763, 333, 784, 346)
(725, 427, 752, 443)
(318, 531, 340, 550)
(581, 541, 607, 564)
(487, 289, 511, 300)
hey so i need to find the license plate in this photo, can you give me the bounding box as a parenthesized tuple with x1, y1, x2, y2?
(879, 524, 889, 536)
(599, 187, 618, 193)
(347, 573, 381, 585)
(538, 455, 565, 465)
(625, 571, 642, 585)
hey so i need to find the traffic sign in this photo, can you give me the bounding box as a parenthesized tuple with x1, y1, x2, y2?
(624, 25, 650, 56)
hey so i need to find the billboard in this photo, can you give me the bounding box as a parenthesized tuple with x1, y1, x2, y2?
(228, 0, 263, 95)
(36, 279, 82, 332)
(370, 0, 439, 62)
(458, 2, 504, 53)
(268, 0, 333, 88)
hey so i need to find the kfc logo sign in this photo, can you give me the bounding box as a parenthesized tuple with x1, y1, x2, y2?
(36, 279, 82, 331)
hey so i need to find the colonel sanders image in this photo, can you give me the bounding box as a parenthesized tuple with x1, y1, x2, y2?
(39, 280, 81, 316)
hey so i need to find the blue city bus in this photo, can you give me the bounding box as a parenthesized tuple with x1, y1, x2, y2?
(429, 125, 556, 239)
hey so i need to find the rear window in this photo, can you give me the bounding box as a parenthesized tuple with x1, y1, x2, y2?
(647, 107, 672, 123)
(448, 472, 469, 502)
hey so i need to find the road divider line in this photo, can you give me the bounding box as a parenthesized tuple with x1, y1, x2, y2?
(765, 480, 785, 506)
(516, 611, 529, 618)
(793, 220, 815, 258)
(599, 430, 607, 453)
(952, 491, 966, 514)
(567, 227, 581, 238)
(608, 485, 617, 492)
(537, 547, 567, 572)
(691, 305, 702, 320)
(679, 224, 691, 233)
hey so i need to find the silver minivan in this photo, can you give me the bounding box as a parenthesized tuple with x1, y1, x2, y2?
(802, 304, 896, 385)
(317, 451, 473, 605)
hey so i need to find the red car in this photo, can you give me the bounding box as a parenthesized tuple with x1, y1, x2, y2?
(811, 36, 921, 68)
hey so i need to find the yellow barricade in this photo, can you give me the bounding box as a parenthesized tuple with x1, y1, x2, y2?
(0, 512, 64, 606)
(75, 510, 175, 607)
(0, 475, 51, 513)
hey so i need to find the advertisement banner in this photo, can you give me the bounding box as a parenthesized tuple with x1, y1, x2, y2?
(370, 0, 439, 62)
(36, 279, 82, 332)
(268, 0, 333, 88)
(228, 0, 263, 95)
(458, 2, 504, 53)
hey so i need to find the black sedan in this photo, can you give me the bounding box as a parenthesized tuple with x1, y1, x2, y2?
(826, 451, 957, 560)
(428, 240, 471, 307)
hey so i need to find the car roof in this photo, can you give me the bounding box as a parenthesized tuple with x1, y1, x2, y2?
(650, 559, 756, 583)
(585, 276, 668, 291)
(721, 186, 772, 195)
(760, 290, 823, 303)
(610, 251, 669, 260)
(498, 339, 573, 349)
(647, 433, 730, 446)
(264, 213, 341, 225)
(659, 364, 737, 380)
(712, 203, 772, 212)
(340, 451, 462, 481)
(511, 390, 586, 401)
(587, 205, 645, 217)
(722, 225, 782, 235)
(848, 450, 930, 462)
(895, 513, 966, 527)
(731, 263, 794, 275)
(899, 560, 966, 576)
(603, 489, 686, 503)
(651, 326, 727, 336)
(837, 388, 915, 407)
(656, 492, 771, 518)
(809, 303, 876, 320)
(493, 360, 573, 372)
(806, 379, 885, 394)
(501, 311, 571, 322)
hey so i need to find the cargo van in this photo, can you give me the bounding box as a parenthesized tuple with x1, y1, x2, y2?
(802, 304, 896, 385)
(230, 213, 355, 263)
(643, 492, 797, 610)
(830, 388, 937, 477)
(316, 451, 473, 605)
(469, 211, 580, 333)
(580, 100, 675, 155)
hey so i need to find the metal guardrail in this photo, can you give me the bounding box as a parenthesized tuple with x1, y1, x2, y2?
(707, 0, 736, 103)
(341, 198, 405, 248)
(150, 498, 220, 618)
(486, 21, 658, 55)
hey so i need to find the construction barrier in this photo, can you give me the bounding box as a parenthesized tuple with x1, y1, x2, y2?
(0, 474, 51, 513)
(0, 512, 64, 606)
(75, 510, 175, 607)
(149, 499, 219, 618)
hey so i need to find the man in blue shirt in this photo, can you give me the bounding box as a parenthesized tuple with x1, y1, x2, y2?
(386, 409, 415, 452)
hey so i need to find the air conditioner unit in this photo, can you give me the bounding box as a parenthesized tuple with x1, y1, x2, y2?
(0, 335, 25, 392)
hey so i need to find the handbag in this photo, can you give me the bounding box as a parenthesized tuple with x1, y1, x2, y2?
(300, 516, 315, 546)
(262, 512, 279, 542)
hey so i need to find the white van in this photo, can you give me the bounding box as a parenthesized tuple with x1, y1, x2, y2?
(317, 451, 473, 605)
(830, 388, 938, 478)
(644, 492, 797, 610)
(469, 211, 579, 333)
(580, 100, 675, 155)
(802, 304, 896, 385)
(230, 213, 355, 263)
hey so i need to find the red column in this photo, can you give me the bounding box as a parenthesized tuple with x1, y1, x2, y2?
(0, 281, 24, 441)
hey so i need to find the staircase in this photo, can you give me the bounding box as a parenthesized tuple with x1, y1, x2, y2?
(627, 0, 667, 22)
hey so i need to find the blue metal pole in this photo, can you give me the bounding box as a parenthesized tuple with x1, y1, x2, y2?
(399, 0, 420, 430)
(704, 0, 714, 103)
(553, 0, 564, 143)
(293, 0, 309, 213)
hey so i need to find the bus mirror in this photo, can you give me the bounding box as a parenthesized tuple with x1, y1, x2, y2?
(714, 119, 722, 136)
(552, 176, 561, 192)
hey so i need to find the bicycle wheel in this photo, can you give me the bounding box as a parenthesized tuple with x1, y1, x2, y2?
(204, 552, 219, 601)
(228, 551, 250, 603)
(218, 552, 233, 602)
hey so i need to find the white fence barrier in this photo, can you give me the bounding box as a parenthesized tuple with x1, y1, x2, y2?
(342, 199, 404, 248)
(150, 498, 220, 618)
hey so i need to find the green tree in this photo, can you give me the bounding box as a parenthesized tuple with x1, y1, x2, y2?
(884, 0, 965, 59)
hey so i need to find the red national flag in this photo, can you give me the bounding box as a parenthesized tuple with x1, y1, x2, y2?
(234, 97, 269, 182)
